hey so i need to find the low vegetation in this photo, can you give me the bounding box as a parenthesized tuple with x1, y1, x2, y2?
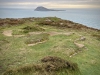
(37, 17, 100, 31)
(12, 25, 44, 35)
(22, 25, 45, 32)
(25, 33, 49, 44)
(92, 34, 100, 41)
(3, 56, 80, 75)
(0, 17, 100, 75)
(0, 18, 24, 25)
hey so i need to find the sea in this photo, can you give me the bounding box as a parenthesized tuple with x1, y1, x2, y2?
(0, 8, 100, 29)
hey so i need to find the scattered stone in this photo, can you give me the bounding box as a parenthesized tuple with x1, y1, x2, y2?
(45, 19, 52, 22)
(75, 36, 86, 42)
(28, 41, 47, 46)
(73, 53, 77, 56)
(74, 42, 85, 48)
(91, 60, 96, 64)
(70, 56, 72, 57)
(30, 19, 34, 22)
(80, 36, 86, 41)
(60, 23, 64, 25)
(70, 52, 77, 57)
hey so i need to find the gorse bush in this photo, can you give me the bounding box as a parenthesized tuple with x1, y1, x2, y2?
(3, 56, 80, 75)
(22, 25, 45, 32)
(12, 26, 45, 35)
(0, 18, 24, 26)
(41, 56, 79, 71)
(37, 17, 99, 31)
(92, 34, 100, 41)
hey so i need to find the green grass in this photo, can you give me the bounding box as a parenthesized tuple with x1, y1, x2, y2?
(0, 17, 100, 75)
(25, 33, 49, 44)
(12, 25, 45, 35)
(12, 29, 26, 35)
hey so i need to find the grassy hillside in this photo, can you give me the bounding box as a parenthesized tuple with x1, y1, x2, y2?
(0, 17, 100, 75)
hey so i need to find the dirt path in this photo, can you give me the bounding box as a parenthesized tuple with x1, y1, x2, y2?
(28, 41, 47, 46)
(29, 32, 45, 35)
(14, 35, 25, 37)
(3, 30, 24, 37)
(49, 32, 74, 36)
(3, 30, 73, 37)
(29, 31, 74, 36)
(28, 32, 74, 46)
(3, 30, 12, 36)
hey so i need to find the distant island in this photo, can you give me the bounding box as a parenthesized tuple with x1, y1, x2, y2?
(34, 6, 65, 11)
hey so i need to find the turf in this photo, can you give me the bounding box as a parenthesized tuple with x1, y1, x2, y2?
(0, 17, 100, 75)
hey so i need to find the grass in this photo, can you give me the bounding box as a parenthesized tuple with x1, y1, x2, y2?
(12, 30, 26, 35)
(3, 56, 80, 75)
(0, 17, 100, 75)
(25, 33, 49, 44)
(22, 25, 45, 32)
(12, 25, 45, 35)
(92, 34, 100, 41)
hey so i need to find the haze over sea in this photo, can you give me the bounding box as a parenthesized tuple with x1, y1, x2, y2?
(0, 8, 100, 29)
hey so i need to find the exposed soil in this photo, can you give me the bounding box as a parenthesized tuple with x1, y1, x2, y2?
(28, 41, 47, 46)
(3, 30, 12, 36)
(49, 32, 74, 36)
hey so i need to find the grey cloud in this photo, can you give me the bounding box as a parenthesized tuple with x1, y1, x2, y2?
(1, 0, 100, 2)
(0, 0, 100, 8)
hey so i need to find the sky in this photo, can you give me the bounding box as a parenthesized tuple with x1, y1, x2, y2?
(0, 0, 100, 9)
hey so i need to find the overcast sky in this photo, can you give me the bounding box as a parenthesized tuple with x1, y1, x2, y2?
(0, 0, 100, 9)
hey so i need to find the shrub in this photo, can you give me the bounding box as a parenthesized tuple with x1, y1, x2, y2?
(92, 34, 100, 41)
(41, 56, 79, 71)
(3, 56, 80, 75)
(22, 26, 45, 32)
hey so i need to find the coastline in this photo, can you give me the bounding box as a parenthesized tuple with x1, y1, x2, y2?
(0, 8, 100, 29)
(0, 17, 100, 31)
